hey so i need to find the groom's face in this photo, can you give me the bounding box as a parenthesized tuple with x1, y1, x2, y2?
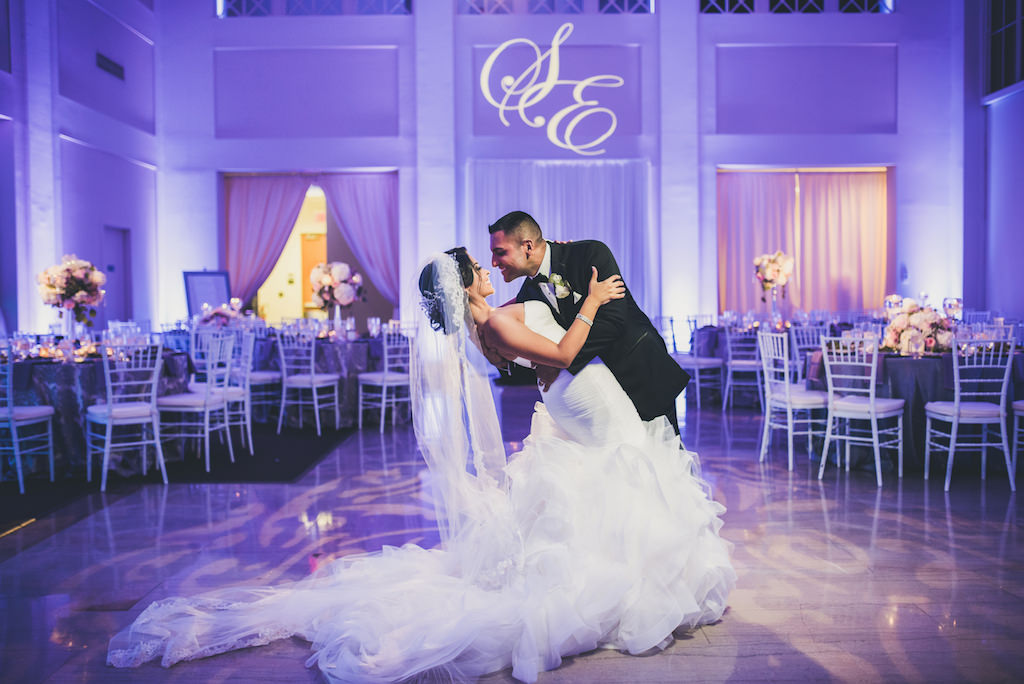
(489, 231, 533, 283)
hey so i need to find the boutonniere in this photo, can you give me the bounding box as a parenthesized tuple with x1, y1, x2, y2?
(548, 273, 571, 300)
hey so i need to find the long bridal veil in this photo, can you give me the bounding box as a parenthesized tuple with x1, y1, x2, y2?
(409, 253, 522, 583)
(107, 253, 528, 681)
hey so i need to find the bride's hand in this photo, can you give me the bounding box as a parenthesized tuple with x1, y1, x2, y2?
(587, 267, 625, 306)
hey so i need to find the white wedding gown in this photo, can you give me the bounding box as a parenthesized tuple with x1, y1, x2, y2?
(108, 301, 735, 683)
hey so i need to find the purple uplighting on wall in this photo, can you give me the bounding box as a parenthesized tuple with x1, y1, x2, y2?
(0, 1, 1020, 332)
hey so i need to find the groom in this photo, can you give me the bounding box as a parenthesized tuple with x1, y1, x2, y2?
(488, 210, 689, 433)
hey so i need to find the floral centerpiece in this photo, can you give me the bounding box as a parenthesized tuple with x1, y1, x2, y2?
(37, 254, 106, 326)
(881, 298, 954, 354)
(310, 261, 364, 313)
(199, 305, 239, 327)
(753, 251, 794, 302)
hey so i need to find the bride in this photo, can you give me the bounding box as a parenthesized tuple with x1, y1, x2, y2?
(107, 249, 735, 683)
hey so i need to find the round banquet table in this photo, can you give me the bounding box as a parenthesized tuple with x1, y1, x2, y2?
(804, 350, 1024, 473)
(6, 352, 190, 479)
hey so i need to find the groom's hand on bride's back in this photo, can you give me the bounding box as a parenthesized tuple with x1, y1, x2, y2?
(480, 339, 514, 369)
(535, 364, 560, 392)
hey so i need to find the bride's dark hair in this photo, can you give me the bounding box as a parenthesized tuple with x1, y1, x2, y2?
(418, 247, 475, 332)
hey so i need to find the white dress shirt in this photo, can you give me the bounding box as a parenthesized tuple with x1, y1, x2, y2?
(531, 244, 560, 309)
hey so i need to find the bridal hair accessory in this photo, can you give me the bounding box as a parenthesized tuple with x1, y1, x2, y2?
(575, 313, 593, 327)
(418, 252, 468, 335)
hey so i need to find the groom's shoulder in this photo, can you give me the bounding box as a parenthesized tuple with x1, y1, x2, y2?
(560, 239, 609, 254)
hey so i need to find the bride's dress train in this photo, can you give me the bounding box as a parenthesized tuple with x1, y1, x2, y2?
(108, 301, 735, 683)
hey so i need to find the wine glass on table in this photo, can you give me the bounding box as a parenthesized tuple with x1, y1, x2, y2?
(942, 297, 962, 322)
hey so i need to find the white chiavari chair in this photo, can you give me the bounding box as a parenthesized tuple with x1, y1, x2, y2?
(925, 332, 1015, 492)
(758, 330, 828, 470)
(158, 332, 235, 472)
(86, 342, 165, 491)
(789, 324, 829, 383)
(358, 328, 412, 432)
(277, 328, 340, 436)
(0, 339, 55, 494)
(818, 334, 905, 487)
(660, 316, 723, 410)
(248, 325, 282, 423)
(722, 327, 763, 411)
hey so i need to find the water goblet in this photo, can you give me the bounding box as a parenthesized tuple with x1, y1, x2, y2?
(884, 294, 903, 321)
(942, 297, 963, 321)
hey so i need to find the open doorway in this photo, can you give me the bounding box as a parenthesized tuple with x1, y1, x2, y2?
(255, 185, 393, 331)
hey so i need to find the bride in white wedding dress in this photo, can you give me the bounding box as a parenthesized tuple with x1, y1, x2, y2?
(107, 249, 735, 683)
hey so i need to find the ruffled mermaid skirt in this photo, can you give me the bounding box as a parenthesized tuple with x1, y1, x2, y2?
(108, 405, 735, 683)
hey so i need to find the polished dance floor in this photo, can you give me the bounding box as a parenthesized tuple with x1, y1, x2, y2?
(1, 386, 1022, 683)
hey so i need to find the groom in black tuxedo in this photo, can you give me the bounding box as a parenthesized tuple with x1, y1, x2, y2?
(488, 210, 689, 433)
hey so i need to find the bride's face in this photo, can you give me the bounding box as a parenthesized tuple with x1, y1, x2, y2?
(465, 255, 495, 299)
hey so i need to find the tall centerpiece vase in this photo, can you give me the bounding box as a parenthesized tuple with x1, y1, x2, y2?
(59, 310, 77, 362)
(61, 311, 76, 342)
(332, 303, 342, 331)
(770, 287, 781, 330)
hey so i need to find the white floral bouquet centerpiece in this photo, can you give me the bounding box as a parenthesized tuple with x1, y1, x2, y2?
(881, 298, 954, 355)
(37, 254, 106, 326)
(753, 251, 795, 302)
(310, 261, 364, 312)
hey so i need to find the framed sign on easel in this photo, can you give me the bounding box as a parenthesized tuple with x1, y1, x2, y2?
(183, 271, 230, 317)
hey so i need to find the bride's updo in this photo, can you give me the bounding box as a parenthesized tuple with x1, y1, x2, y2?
(418, 247, 475, 333)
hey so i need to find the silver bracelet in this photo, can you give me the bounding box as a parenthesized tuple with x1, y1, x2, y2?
(575, 313, 593, 327)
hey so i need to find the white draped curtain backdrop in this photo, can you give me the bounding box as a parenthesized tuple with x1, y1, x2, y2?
(717, 170, 888, 316)
(465, 159, 655, 313)
(224, 172, 399, 306)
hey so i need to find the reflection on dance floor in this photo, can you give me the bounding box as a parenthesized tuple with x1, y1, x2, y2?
(0, 387, 1022, 683)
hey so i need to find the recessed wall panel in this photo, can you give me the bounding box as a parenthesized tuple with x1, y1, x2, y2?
(56, 0, 155, 133)
(716, 45, 897, 135)
(214, 47, 400, 138)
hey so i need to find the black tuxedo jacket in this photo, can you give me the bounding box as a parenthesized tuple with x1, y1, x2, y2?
(515, 240, 689, 423)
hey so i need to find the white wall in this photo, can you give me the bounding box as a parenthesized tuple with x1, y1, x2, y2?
(154, 4, 416, 323)
(4, 1, 979, 329)
(696, 0, 966, 315)
(4, 0, 158, 332)
(986, 88, 1024, 319)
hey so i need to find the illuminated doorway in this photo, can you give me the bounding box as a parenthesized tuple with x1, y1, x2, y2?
(255, 185, 394, 330)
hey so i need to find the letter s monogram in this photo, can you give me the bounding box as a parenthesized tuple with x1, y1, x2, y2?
(479, 23, 623, 157)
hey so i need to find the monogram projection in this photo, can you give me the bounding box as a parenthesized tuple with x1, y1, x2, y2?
(478, 23, 634, 157)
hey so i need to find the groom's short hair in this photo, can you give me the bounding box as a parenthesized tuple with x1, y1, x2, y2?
(488, 210, 542, 243)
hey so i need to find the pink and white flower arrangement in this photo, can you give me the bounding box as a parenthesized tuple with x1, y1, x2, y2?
(36, 254, 106, 326)
(753, 251, 795, 302)
(310, 261, 364, 311)
(881, 298, 954, 354)
(199, 305, 239, 327)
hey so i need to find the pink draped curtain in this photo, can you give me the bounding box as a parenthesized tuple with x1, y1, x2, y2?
(717, 172, 797, 316)
(798, 172, 889, 312)
(717, 170, 888, 315)
(224, 175, 312, 303)
(317, 172, 399, 305)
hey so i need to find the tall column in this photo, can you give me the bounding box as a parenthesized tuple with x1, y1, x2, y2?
(659, 0, 703, 317)
(14, 0, 60, 332)
(408, 2, 457, 319)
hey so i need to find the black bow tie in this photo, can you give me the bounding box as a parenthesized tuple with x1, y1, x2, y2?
(531, 273, 549, 284)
